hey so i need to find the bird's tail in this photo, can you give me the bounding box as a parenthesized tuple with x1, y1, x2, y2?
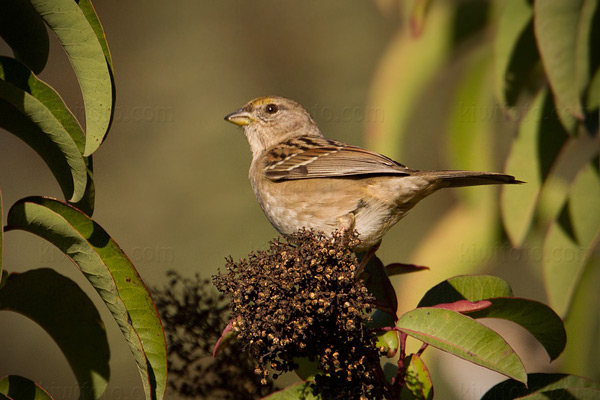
(417, 170, 523, 188)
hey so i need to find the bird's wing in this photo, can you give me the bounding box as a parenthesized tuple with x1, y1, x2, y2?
(263, 136, 411, 181)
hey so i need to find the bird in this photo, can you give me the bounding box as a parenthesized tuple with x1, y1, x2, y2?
(225, 96, 521, 254)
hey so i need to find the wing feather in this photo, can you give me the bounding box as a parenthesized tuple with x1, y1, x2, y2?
(263, 136, 410, 181)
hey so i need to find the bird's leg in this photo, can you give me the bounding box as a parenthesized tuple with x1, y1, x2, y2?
(355, 241, 381, 280)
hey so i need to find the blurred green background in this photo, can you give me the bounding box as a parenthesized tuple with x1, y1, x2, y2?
(1, 0, 593, 398)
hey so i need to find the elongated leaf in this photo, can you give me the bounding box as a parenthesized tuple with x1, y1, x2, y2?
(0, 57, 85, 152)
(0, 0, 49, 73)
(481, 373, 600, 400)
(385, 263, 428, 277)
(535, 132, 600, 228)
(396, 308, 527, 384)
(400, 354, 433, 400)
(493, 0, 538, 109)
(73, 164, 96, 217)
(364, 255, 398, 319)
(261, 382, 318, 400)
(534, 0, 584, 130)
(0, 269, 109, 400)
(418, 275, 566, 360)
(365, 0, 454, 158)
(560, 256, 600, 380)
(469, 298, 566, 361)
(418, 275, 513, 307)
(447, 47, 498, 206)
(0, 98, 95, 215)
(76, 0, 116, 136)
(5, 197, 167, 400)
(369, 309, 399, 357)
(212, 318, 235, 357)
(30, 0, 113, 156)
(589, 67, 600, 110)
(0, 376, 54, 400)
(77, 0, 113, 71)
(501, 90, 568, 246)
(293, 357, 319, 382)
(0, 99, 66, 190)
(544, 161, 600, 317)
(576, 0, 599, 99)
(0, 57, 87, 202)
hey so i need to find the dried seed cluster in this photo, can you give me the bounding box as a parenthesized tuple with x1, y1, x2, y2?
(213, 229, 384, 400)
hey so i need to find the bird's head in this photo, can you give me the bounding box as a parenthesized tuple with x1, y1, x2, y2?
(225, 96, 322, 158)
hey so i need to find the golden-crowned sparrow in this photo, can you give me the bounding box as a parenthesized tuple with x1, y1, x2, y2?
(225, 96, 520, 252)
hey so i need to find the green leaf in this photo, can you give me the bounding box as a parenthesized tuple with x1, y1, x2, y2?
(0, 56, 88, 202)
(588, 67, 600, 110)
(544, 160, 600, 317)
(418, 275, 566, 360)
(73, 163, 96, 217)
(0, 57, 86, 152)
(396, 308, 527, 384)
(501, 89, 568, 246)
(400, 354, 433, 400)
(493, 0, 538, 108)
(76, 0, 116, 137)
(0, 375, 54, 400)
(446, 46, 498, 205)
(29, 0, 113, 156)
(369, 310, 399, 357)
(576, 0, 599, 99)
(5, 197, 167, 400)
(560, 255, 600, 380)
(0, 269, 109, 400)
(365, 0, 454, 159)
(0, 0, 49, 73)
(77, 0, 113, 71)
(418, 275, 513, 306)
(468, 298, 566, 361)
(534, 0, 584, 130)
(481, 373, 600, 400)
(261, 382, 319, 399)
(535, 132, 600, 230)
(293, 357, 319, 382)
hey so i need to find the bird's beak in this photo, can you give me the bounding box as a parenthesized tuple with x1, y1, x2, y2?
(224, 109, 253, 126)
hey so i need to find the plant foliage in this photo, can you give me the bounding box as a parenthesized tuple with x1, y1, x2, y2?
(0, 1, 167, 399)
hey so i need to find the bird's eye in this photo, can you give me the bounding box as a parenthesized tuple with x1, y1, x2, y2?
(265, 103, 279, 114)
